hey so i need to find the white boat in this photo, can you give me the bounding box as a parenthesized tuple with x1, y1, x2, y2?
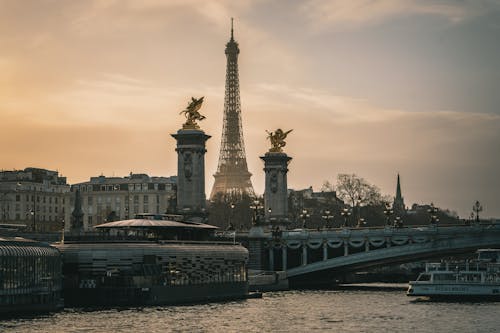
(407, 249, 500, 300)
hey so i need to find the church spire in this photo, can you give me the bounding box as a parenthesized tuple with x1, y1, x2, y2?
(393, 173, 406, 215)
(396, 173, 402, 200)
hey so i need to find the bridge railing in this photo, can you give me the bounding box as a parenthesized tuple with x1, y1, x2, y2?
(279, 222, 500, 240)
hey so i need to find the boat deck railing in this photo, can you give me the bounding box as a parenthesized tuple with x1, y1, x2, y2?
(425, 261, 500, 273)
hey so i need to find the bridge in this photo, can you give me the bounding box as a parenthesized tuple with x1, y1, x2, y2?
(249, 222, 500, 286)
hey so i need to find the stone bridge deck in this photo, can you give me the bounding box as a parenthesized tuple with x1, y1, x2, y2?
(258, 223, 500, 282)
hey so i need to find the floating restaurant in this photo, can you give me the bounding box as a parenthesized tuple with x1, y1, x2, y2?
(55, 214, 249, 307)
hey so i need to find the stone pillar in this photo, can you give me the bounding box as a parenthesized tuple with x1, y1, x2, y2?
(282, 246, 288, 270)
(260, 152, 292, 226)
(269, 248, 274, 271)
(302, 244, 308, 266)
(344, 241, 349, 256)
(171, 129, 211, 215)
(323, 243, 328, 261)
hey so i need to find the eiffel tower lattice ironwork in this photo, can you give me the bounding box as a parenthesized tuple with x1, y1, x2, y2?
(210, 19, 255, 199)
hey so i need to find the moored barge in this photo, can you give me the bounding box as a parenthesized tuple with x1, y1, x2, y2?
(55, 214, 249, 307)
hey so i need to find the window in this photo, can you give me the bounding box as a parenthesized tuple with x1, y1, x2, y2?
(88, 196, 93, 205)
(88, 216, 93, 225)
(15, 195, 20, 202)
(144, 205, 149, 213)
(144, 195, 149, 203)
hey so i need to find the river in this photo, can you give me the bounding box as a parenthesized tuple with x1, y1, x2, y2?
(2, 285, 499, 332)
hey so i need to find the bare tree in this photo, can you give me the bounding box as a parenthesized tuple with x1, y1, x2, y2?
(321, 180, 335, 192)
(335, 174, 386, 208)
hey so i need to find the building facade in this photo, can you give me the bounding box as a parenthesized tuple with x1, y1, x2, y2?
(0, 168, 71, 232)
(70, 173, 176, 230)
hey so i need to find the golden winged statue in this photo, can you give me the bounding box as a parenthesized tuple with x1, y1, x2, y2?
(266, 128, 293, 153)
(180, 96, 206, 129)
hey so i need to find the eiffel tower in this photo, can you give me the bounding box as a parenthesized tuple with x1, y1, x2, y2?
(210, 19, 255, 199)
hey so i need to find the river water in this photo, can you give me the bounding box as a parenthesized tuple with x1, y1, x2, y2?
(2, 285, 499, 332)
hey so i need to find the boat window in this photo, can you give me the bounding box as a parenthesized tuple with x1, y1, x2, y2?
(433, 273, 455, 281)
(417, 273, 431, 281)
(478, 251, 500, 262)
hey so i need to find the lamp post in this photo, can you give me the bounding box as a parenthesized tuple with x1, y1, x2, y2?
(60, 217, 65, 244)
(340, 207, 351, 227)
(21, 182, 38, 232)
(394, 216, 403, 228)
(227, 202, 235, 230)
(250, 200, 263, 225)
(357, 218, 366, 228)
(472, 200, 483, 224)
(321, 210, 333, 229)
(428, 203, 439, 225)
(383, 203, 393, 226)
(300, 209, 310, 229)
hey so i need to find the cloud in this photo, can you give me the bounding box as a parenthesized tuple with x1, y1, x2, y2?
(300, 0, 494, 30)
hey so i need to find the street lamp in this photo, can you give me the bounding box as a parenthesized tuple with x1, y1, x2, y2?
(60, 218, 65, 244)
(394, 216, 403, 228)
(321, 210, 333, 229)
(340, 208, 351, 227)
(19, 182, 38, 232)
(357, 218, 366, 228)
(472, 200, 483, 224)
(428, 203, 439, 225)
(383, 203, 393, 226)
(227, 202, 235, 230)
(300, 209, 310, 229)
(250, 200, 263, 225)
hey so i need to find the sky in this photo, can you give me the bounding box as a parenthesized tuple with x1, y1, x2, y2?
(1, 0, 499, 218)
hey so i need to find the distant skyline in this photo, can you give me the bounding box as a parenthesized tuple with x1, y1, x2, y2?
(1, 0, 499, 217)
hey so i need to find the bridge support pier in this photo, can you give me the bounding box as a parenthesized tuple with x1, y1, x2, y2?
(344, 242, 349, 256)
(323, 243, 328, 261)
(365, 240, 370, 252)
(302, 245, 307, 266)
(282, 247, 287, 270)
(269, 248, 274, 271)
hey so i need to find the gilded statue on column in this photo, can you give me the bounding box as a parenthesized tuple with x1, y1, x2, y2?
(180, 97, 206, 129)
(266, 128, 293, 153)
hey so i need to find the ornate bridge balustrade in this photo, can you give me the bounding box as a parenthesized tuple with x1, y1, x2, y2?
(262, 223, 500, 281)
